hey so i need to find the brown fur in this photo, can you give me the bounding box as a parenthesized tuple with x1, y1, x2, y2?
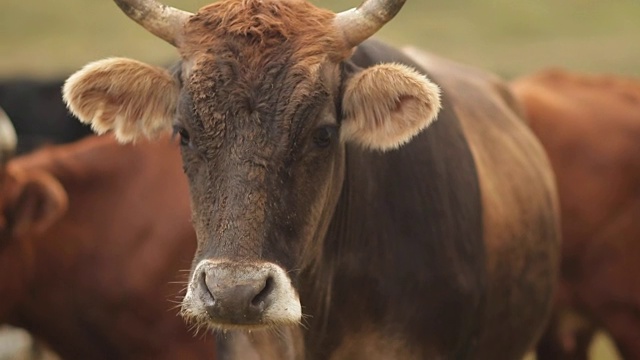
(0, 135, 215, 359)
(511, 69, 640, 360)
(180, 0, 347, 62)
(328, 327, 421, 360)
(404, 46, 560, 360)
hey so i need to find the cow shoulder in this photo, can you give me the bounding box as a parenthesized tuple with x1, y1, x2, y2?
(403, 46, 561, 359)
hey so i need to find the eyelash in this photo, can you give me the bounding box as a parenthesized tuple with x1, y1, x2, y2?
(172, 125, 191, 147)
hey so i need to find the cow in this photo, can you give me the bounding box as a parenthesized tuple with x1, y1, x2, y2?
(511, 69, 640, 360)
(0, 78, 93, 154)
(0, 116, 215, 359)
(62, 0, 561, 358)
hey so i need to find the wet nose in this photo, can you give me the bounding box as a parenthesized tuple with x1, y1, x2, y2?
(183, 261, 302, 327)
(198, 266, 275, 324)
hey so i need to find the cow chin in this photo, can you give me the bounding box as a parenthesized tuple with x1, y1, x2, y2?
(180, 260, 302, 331)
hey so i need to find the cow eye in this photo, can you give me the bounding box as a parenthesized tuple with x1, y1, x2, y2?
(172, 125, 191, 147)
(312, 126, 335, 148)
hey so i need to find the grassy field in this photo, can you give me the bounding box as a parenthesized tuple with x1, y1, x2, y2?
(0, 0, 637, 359)
(0, 0, 639, 79)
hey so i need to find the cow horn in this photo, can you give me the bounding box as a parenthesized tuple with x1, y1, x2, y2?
(0, 107, 17, 166)
(334, 0, 407, 48)
(113, 0, 193, 47)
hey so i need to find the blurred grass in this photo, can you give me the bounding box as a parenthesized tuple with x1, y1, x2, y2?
(0, 1, 637, 359)
(0, 0, 639, 79)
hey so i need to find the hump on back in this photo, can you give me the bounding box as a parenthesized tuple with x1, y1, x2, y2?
(62, 0, 561, 359)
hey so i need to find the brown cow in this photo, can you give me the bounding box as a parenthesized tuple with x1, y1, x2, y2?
(62, 0, 561, 359)
(511, 69, 640, 360)
(0, 128, 215, 359)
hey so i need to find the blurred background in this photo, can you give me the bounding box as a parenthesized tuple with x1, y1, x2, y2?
(0, 0, 638, 359)
(1, 0, 639, 79)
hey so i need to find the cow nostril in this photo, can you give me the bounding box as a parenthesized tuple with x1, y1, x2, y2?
(200, 270, 215, 303)
(250, 276, 274, 310)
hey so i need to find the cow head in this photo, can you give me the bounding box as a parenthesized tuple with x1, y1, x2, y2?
(63, 0, 441, 331)
(0, 109, 68, 318)
(0, 107, 67, 244)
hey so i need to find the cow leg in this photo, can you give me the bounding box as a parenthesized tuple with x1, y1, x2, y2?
(579, 202, 640, 360)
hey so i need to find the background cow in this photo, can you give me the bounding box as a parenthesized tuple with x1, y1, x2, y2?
(512, 69, 640, 360)
(0, 78, 93, 154)
(63, 0, 560, 359)
(0, 127, 215, 359)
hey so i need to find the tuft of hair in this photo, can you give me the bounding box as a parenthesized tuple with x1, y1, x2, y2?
(181, 0, 348, 61)
(63, 58, 179, 143)
(341, 63, 442, 151)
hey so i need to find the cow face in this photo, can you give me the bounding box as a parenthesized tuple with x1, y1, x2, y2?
(63, 0, 440, 331)
(0, 109, 66, 267)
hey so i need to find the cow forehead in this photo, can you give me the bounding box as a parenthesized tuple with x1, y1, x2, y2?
(179, 0, 347, 62)
(180, 56, 339, 149)
(181, 56, 334, 160)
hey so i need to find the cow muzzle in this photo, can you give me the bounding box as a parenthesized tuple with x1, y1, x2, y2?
(181, 260, 302, 329)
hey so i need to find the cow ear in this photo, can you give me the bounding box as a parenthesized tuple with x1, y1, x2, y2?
(5, 170, 68, 238)
(63, 58, 179, 143)
(340, 63, 442, 151)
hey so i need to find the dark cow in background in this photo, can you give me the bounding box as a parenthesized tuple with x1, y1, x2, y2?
(0, 78, 93, 154)
(512, 70, 640, 360)
(0, 122, 215, 359)
(63, 0, 560, 359)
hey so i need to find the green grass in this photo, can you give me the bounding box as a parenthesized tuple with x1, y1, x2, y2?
(0, 0, 639, 78)
(0, 1, 637, 358)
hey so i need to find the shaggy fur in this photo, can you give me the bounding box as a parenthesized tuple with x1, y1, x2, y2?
(180, 0, 348, 62)
(341, 63, 441, 151)
(63, 58, 178, 143)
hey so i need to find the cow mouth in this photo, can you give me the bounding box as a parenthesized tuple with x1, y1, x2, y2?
(194, 316, 301, 331)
